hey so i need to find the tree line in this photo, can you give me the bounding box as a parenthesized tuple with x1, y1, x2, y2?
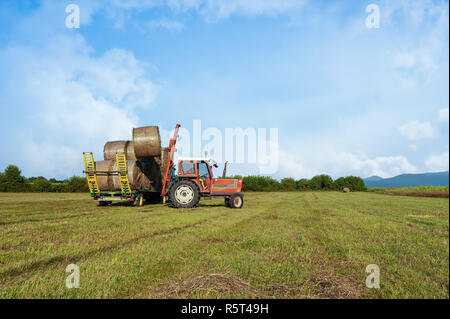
(0, 165, 366, 193)
(233, 175, 366, 192)
(0, 165, 89, 192)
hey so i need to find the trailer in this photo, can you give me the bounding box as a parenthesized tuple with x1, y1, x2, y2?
(82, 152, 156, 206)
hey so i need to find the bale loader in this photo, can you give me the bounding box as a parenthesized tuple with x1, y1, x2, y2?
(83, 124, 244, 208)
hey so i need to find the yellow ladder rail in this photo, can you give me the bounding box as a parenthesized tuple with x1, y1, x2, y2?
(83, 152, 100, 196)
(116, 153, 132, 198)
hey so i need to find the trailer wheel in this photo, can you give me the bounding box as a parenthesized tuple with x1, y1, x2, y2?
(224, 198, 230, 207)
(169, 179, 200, 208)
(229, 194, 243, 209)
(134, 194, 144, 207)
(98, 201, 111, 206)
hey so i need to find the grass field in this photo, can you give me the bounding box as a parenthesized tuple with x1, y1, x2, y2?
(369, 186, 449, 192)
(368, 186, 449, 198)
(0, 192, 448, 299)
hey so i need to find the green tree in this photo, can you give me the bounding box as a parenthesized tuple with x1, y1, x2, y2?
(308, 176, 322, 190)
(320, 174, 334, 190)
(0, 172, 5, 192)
(65, 176, 89, 193)
(51, 183, 65, 192)
(281, 178, 296, 191)
(308, 175, 334, 190)
(31, 177, 52, 192)
(343, 176, 366, 191)
(333, 177, 346, 191)
(242, 176, 281, 191)
(295, 178, 309, 190)
(2, 165, 25, 192)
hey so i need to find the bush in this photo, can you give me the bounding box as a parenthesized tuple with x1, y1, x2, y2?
(31, 177, 53, 192)
(308, 175, 322, 190)
(242, 176, 282, 192)
(332, 176, 366, 191)
(281, 178, 296, 191)
(64, 176, 89, 193)
(295, 179, 309, 190)
(51, 183, 66, 193)
(0, 172, 4, 192)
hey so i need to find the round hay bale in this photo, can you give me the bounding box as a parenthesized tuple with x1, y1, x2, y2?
(103, 141, 136, 160)
(95, 160, 159, 191)
(343, 187, 350, 193)
(133, 126, 161, 158)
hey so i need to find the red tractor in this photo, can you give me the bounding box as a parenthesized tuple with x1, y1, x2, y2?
(161, 124, 244, 209)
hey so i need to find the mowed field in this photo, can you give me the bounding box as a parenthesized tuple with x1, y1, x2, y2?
(0, 192, 448, 299)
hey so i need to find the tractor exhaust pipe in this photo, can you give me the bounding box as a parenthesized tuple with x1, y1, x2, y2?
(222, 161, 228, 178)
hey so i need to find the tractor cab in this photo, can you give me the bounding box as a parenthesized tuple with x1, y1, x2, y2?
(178, 157, 214, 192)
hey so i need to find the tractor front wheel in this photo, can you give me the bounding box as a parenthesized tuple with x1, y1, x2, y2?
(169, 179, 200, 208)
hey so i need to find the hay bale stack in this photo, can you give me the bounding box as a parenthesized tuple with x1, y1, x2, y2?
(95, 160, 160, 191)
(103, 141, 136, 160)
(343, 188, 350, 193)
(133, 126, 161, 159)
(92, 125, 169, 193)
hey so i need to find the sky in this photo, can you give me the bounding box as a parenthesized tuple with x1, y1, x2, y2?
(0, 0, 448, 180)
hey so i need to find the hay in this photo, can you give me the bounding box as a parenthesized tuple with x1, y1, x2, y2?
(103, 141, 136, 160)
(154, 273, 261, 298)
(305, 271, 362, 299)
(133, 126, 161, 159)
(95, 160, 160, 191)
(343, 188, 350, 193)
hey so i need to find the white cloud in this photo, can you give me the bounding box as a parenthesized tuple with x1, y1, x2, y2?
(425, 151, 449, 171)
(147, 19, 184, 31)
(398, 120, 435, 140)
(104, 0, 305, 21)
(277, 148, 416, 179)
(439, 108, 449, 122)
(117, 0, 306, 20)
(394, 49, 437, 75)
(382, 0, 448, 26)
(0, 32, 157, 178)
(195, 0, 305, 19)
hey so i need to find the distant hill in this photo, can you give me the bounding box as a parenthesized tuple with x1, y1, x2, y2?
(364, 176, 383, 182)
(364, 171, 449, 188)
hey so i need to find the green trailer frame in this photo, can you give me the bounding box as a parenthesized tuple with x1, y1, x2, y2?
(83, 152, 162, 207)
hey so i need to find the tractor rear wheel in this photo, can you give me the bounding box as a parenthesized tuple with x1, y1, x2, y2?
(229, 194, 243, 209)
(169, 179, 200, 208)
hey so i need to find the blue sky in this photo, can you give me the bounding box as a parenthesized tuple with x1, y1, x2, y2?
(0, 0, 448, 179)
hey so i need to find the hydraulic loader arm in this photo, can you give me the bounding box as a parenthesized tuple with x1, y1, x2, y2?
(161, 124, 180, 196)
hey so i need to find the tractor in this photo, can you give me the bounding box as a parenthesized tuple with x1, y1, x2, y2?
(161, 125, 244, 209)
